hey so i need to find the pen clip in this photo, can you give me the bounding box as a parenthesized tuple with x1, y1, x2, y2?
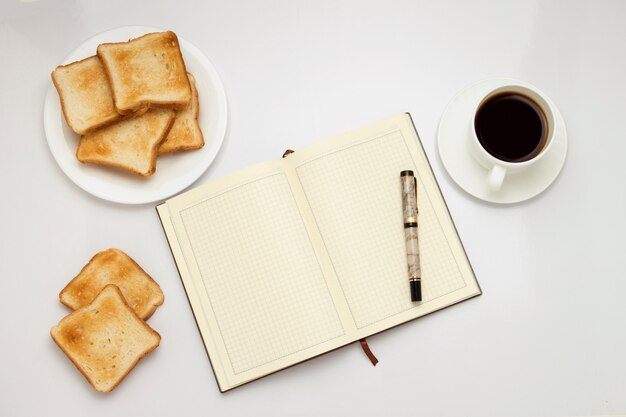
(414, 176, 418, 213)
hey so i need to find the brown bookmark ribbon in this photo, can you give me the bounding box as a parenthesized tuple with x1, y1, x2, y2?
(359, 338, 379, 366)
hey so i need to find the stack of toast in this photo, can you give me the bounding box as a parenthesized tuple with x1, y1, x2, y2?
(51, 249, 164, 392)
(52, 31, 204, 177)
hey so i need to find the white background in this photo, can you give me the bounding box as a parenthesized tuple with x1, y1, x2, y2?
(1, 1, 625, 416)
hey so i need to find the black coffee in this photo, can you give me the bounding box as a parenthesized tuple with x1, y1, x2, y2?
(474, 93, 547, 162)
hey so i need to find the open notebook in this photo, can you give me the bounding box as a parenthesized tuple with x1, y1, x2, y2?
(157, 113, 481, 391)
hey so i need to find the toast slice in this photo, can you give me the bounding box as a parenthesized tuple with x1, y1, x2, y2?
(51, 56, 124, 135)
(97, 31, 191, 114)
(51, 285, 161, 392)
(159, 73, 204, 154)
(76, 108, 175, 176)
(60, 248, 164, 320)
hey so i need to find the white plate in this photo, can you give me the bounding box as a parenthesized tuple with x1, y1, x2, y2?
(43, 26, 227, 205)
(437, 78, 567, 204)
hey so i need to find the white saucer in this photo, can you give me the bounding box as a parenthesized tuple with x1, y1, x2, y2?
(437, 79, 567, 204)
(43, 26, 228, 205)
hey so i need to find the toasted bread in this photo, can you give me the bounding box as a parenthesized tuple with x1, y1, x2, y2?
(76, 109, 175, 176)
(51, 56, 124, 135)
(97, 31, 191, 114)
(60, 248, 164, 320)
(51, 285, 161, 392)
(159, 73, 204, 154)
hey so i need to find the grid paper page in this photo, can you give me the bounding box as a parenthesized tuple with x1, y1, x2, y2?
(296, 130, 467, 329)
(180, 173, 344, 374)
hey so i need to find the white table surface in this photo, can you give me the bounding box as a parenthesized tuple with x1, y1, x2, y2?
(1, 1, 625, 416)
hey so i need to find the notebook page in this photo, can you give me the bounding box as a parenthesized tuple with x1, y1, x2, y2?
(164, 160, 349, 390)
(289, 114, 480, 334)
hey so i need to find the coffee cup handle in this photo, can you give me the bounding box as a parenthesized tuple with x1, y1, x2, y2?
(487, 165, 506, 191)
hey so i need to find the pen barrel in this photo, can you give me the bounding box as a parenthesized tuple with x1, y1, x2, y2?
(404, 226, 421, 279)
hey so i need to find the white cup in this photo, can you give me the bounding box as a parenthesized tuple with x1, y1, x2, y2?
(469, 83, 556, 191)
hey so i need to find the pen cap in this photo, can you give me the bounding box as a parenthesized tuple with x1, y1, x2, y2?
(400, 171, 418, 223)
